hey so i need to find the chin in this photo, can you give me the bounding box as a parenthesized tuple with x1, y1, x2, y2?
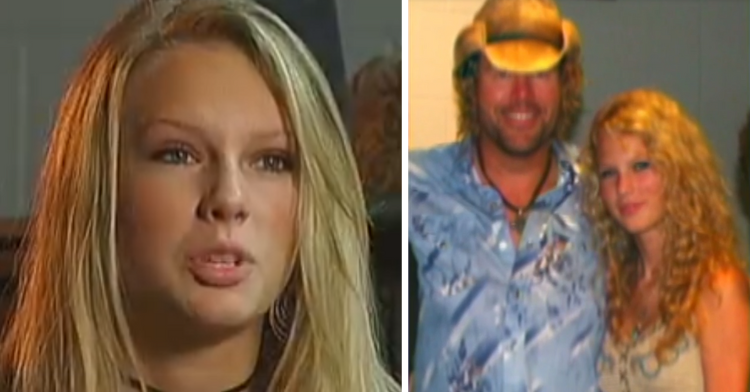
(183, 287, 268, 329)
(498, 137, 545, 155)
(617, 215, 663, 236)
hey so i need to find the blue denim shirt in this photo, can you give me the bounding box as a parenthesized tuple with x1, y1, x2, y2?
(409, 138, 605, 392)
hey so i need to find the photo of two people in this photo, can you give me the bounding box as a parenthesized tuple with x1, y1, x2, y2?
(0, 0, 747, 391)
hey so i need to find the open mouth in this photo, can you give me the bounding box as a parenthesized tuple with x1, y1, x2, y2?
(507, 111, 535, 121)
(188, 254, 250, 287)
(500, 106, 541, 130)
(201, 254, 242, 267)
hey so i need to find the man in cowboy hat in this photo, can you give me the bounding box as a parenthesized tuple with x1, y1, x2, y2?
(408, 0, 604, 390)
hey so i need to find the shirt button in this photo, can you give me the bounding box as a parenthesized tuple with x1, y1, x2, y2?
(499, 241, 508, 250)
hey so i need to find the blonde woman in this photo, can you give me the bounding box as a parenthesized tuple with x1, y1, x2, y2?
(0, 1, 399, 391)
(580, 88, 750, 392)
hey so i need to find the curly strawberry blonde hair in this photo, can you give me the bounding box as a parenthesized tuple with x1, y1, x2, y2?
(350, 55, 402, 195)
(579, 88, 748, 363)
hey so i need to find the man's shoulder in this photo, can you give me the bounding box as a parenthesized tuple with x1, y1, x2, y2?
(406, 142, 473, 234)
(409, 142, 460, 170)
(408, 140, 466, 189)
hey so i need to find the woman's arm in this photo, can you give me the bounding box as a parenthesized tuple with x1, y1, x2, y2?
(698, 266, 750, 392)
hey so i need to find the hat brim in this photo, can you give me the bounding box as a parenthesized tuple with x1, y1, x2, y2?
(454, 18, 579, 76)
(483, 38, 563, 73)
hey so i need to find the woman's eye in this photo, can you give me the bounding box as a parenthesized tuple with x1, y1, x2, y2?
(255, 153, 293, 173)
(152, 146, 197, 165)
(633, 161, 651, 171)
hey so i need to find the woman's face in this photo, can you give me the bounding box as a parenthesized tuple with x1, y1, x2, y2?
(117, 40, 297, 330)
(596, 131, 666, 237)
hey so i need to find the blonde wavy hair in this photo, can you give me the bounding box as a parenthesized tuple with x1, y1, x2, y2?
(0, 1, 398, 391)
(453, 43, 584, 141)
(350, 55, 402, 196)
(579, 88, 747, 362)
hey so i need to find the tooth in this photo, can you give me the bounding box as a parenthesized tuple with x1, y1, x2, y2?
(207, 255, 237, 264)
(510, 112, 532, 120)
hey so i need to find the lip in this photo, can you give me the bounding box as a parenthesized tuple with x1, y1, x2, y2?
(618, 202, 645, 217)
(187, 242, 254, 288)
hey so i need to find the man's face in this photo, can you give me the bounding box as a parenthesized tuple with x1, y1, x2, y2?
(475, 55, 562, 157)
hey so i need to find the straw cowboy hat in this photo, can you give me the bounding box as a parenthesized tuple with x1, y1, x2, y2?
(454, 0, 581, 76)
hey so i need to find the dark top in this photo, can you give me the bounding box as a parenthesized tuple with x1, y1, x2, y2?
(367, 192, 402, 380)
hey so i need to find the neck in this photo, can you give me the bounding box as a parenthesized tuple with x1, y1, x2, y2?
(127, 315, 263, 392)
(635, 226, 665, 280)
(474, 135, 557, 200)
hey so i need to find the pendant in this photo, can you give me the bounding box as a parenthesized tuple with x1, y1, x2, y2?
(511, 213, 526, 232)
